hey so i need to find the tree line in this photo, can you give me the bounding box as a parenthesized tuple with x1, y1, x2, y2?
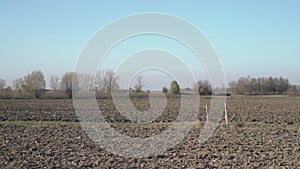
(0, 70, 299, 99)
(229, 76, 298, 95)
(168, 77, 299, 96)
(0, 70, 119, 99)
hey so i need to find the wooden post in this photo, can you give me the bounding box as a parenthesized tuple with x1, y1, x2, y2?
(205, 104, 208, 124)
(224, 103, 228, 124)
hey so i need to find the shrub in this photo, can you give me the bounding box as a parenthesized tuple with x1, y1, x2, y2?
(162, 87, 168, 93)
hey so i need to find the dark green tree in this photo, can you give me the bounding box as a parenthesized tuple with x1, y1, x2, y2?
(170, 81, 180, 94)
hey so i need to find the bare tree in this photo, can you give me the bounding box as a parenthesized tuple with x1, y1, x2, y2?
(50, 75, 60, 92)
(78, 73, 94, 91)
(13, 77, 24, 92)
(134, 75, 144, 93)
(0, 79, 13, 99)
(24, 70, 46, 98)
(95, 70, 103, 91)
(102, 70, 119, 92)
(61, 72, 79, 99)
(0, 78, 6, 90)
(228, 81, 238, 94)
(229, 76, 292, 95)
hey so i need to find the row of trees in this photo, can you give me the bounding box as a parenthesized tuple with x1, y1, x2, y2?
(60, 70, 120, 98)
(1, 71, 208, 99)
(162, 76, 299, 96)
(1, 72, 299, 99)
(3, 70, 119, 99)
(229, 76, 298, 95)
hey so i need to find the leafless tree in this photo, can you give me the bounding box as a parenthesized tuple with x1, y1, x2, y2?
(61, 72, 79, 99)
(95, 70, 102, 91)
(78, 73, 94, 91)
(229, 76, 292, 95)
(23, 70, 46, 98)
(13, 77, 24, 92)
(134, 75, 144, 93)
(0, 79, 13, 99)
(0, 78, 6, 90)
(50, 75, 60, 92)
(102, 70, 119, 92)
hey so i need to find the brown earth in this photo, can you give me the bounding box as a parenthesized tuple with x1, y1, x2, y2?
(0, 96, 299, 168)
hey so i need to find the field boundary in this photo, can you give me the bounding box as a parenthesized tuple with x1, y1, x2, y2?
(1, 120, 299, 129)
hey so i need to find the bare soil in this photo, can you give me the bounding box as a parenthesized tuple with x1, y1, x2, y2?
(0, 96, 299, 168)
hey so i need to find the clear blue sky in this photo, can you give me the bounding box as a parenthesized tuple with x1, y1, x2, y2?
(0, 0, 299, 89)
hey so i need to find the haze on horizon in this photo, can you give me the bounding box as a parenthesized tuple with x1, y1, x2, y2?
(0, 1, 299, 90)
